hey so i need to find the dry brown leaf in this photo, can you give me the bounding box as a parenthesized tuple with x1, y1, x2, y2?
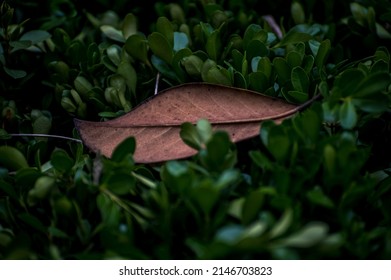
(75, 83, 310, 163)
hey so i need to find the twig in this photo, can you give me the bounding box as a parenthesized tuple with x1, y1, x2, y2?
(9, 133, 83, 143)
(262, 15, 283, 39)
(154, 72, 161, 95)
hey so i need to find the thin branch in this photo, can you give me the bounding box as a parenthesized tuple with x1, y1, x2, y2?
(154, 72, 161, 95)
(9, 133, 83, 143)
(262, 15, 283, 39)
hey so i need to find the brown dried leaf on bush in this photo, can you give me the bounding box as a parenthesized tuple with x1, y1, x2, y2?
(75, 83, 311, 163)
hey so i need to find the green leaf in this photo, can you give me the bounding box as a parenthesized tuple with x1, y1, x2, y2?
(18, 213, 47, 234)
(52, 28, 71, 52)
(125, 34, 149, 65)
(148, 32, 174, 64)
(88, 90, 107, 111)
(339, 99, 357, 129)
(173, 32, 189, 52)
(15, 168, 41, 186)
(31, 110, 52, 138)
(352, 93, 389, 113)
(241, 56, 248, 77)
(117, 61, 137, 95)
(106, 44, 122, 66)
(0, 180, 18, 200)
(204, 131, 234, 169)
(151, 55, 178, 81)
(74, 76, 93, 100)
(267, 126, 290, 162)
(181, 55, 204, 78)
(215, 169, 240, 190)
(231, 49, 244, 72)
(19, 30, 51, 44)
(269, 209, 293, 239)
(240, 221, 268, 240)
(279, 222, 328, 248)
(291, 66, 309, 92)
(156, 17, 174, 46)
(287, 51, 302, 68)
(27, 176, 56, 205)
(283, 90, 309, 103)
(9, 40, 32, 52)
(103, 173, 135, 195)
(0, 129, 11, 140)
(199, 22, 214, 39)
(242, 190, 264, 225)
(323, 144, 336, 176)
(376, 23, 391, 39)
(205, 30, 221, 61)
(87, 43, 101, 67)
(111, 137, 136, 162)
(306, 187, 334, 208)
(350, 2, 368, 25)
(314, 39, 331, 70)
(191, 183, 219, 215)
(229, 198, 245, 220)
(246, 40, 268, 62)
(180, 122, 202, 150)
(234, 71, 247, 88)
(165, 160, 188, 178)
(53, 196, 73, 216)
(48, 227, 68, 239)
(215, 224, 243, 245)
(264, 86, 278, 97)
(319, 80, 329, 97)
(172, 48, 193, 82)
(250, 150, 273, 170)
(374, 47, 390, 63)
(108, 75, 126, 97)
(251, 56, 261, 73)
(256, 57, 273, 80)
(51, 149, 74, 173)
(98, 111, 120, 118)
(354, 72, 391, 98)
(162, 161, 192, 192)
(100, 25, 125, 43)
(0, 146, 29, 170)
(97, 193, 121, 227)
(196, 119, 212, 144)
(273, 57, 290, 84)
(291, 2, 305, 24)
(48, 61, 69, 83)
(292, 109, 319, 144)
(308, 39, 321, 57)
(122, 13, 137, 39)
(3, 67, 27, 79)
(334, 68, 366, 97)
(302, 55, 315, 74)
(248, 72, 269, 92)
(243, 24, 267, 49)
(204, 66, 232, 86)
(294, 42, 306, 60)
(370, 59, 389, 74)
(275, 31, 313, 48)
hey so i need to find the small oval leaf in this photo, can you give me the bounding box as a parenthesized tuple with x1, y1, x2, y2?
(0, 146, 29, 170)
(125, 34, 149, 65)
(148, 32, 174, 64)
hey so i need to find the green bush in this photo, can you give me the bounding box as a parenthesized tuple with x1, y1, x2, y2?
(0, 0, 391, 259)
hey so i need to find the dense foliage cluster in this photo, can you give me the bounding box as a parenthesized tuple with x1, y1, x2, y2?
(0, 0, 391, 259)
